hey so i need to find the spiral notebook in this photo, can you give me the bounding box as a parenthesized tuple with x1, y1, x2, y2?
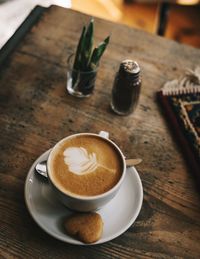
(157, 67, 200, 182)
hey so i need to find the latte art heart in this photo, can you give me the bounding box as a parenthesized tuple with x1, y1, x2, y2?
(63, 147, 115, 175)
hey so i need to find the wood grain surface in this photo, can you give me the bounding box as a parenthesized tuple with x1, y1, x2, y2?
(0, 5, 200, 259)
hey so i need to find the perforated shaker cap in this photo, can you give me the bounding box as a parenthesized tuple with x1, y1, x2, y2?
(120, 60, 140, 74)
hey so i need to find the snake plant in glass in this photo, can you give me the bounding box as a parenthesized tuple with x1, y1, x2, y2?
(67, 19, 110, 97)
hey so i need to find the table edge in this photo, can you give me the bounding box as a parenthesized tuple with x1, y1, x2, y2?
(0, 5, 47, 70)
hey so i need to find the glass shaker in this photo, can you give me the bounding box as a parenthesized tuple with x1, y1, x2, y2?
(111, 60, 141, 115)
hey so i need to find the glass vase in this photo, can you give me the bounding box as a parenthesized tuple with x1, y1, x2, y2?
(66, 55, 98, 98)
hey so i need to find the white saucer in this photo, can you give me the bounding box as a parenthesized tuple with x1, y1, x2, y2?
(24, 150, 143, 245)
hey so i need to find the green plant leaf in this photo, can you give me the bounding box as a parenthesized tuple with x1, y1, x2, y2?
(72, 19, 110, 73)
(89, 36, 110, 70)
(80, 19, 94, 70)
(73, 26, 86, 70)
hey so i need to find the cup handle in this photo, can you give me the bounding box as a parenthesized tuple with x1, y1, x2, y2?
(99, 131, 109, 139)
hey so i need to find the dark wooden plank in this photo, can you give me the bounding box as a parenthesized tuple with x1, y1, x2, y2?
(0, 5, 200, 259)
(0, 5, 46, 69)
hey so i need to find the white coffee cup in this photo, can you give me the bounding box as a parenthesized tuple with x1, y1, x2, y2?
(47, 131, 126, 212)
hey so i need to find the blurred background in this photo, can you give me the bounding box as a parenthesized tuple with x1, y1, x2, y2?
(0, 0, 200, 49)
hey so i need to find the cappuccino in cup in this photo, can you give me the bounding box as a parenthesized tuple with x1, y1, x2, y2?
(48, 134, 123, 197)
(47, 132, 126, 211)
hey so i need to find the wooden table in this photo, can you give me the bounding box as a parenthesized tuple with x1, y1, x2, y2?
(0, 6, 200, 258)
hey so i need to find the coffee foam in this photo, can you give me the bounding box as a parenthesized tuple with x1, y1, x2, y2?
(49, 135, 123, 196)
(63, 147, 115, 175)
